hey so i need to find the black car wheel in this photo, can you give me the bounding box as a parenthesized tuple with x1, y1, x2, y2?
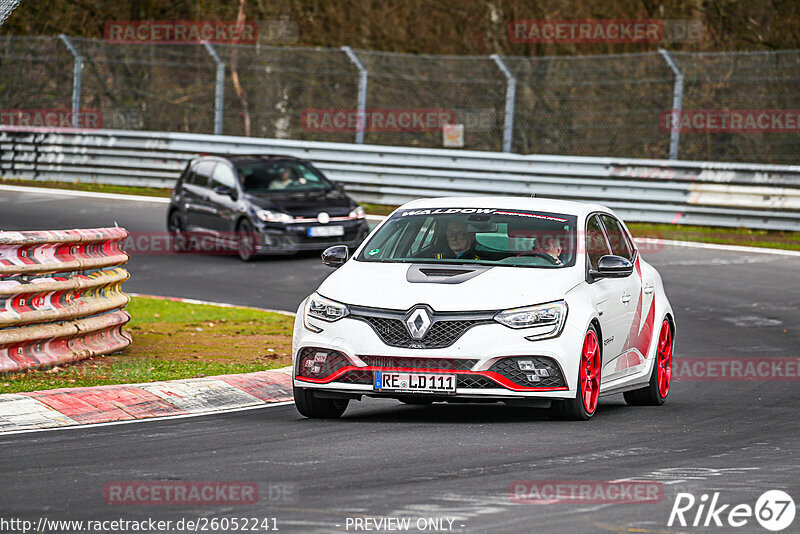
(168, 211, 191, 253)
(294, 386, 349, 418)
(237, 219, 257, 262)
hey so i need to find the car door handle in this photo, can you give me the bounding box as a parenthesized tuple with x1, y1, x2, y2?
(621, 293, 632, 304)
(644, 284, 655, 295)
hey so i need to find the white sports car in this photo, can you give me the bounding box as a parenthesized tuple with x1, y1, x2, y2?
(292, 197, 675, 420)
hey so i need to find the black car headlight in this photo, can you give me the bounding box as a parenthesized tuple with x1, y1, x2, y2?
(256, 209, 294, 223)
(348, 206, 366, 219)
(494, 300, 568, 340)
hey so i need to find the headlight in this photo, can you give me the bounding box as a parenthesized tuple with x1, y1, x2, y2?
(348, 206, 366, 219)
(494, 300, 568, 340)
(256, 209, 294, 223)
(303, 293, 349, 332)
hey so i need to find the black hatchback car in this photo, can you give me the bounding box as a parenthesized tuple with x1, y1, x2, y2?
(167, 155, 369, 260)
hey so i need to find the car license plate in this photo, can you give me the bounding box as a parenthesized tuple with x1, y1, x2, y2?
(373, 371, 456, 394)
(308, 225, 345, 238)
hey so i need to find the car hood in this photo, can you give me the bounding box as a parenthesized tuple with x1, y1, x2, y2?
(245, 190, 353, 218)
(317, 260, 582, 312)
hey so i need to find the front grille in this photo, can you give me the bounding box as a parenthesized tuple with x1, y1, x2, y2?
(296, 347, 350, 379)
(456, 375, 498, 389)
(360, 356, 477, 371)
(488, 356, 566, 388)
(354, 316, 492, 349)
(336, 370, 373, 384)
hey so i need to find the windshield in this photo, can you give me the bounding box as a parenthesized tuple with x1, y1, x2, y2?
(357, 207, 577, 268)
(235, 160, 332, 193)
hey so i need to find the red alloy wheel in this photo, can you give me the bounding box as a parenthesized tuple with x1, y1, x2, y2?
(656, 320, 673, 398)
(580, 330, 601, 414)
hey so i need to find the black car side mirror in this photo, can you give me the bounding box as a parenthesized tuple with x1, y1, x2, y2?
(590, 255, 634, 280)
(331, 181, 345, 191)
(322, 245, 349, 268)
(214, 185, 237, 200)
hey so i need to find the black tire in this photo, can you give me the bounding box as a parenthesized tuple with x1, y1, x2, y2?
(624, 319, 673, 406)
(237, 219, 257, 262)
(553, 324, 601, 421)
(293, 386, 349, 419)
(167, 211, 191, 253)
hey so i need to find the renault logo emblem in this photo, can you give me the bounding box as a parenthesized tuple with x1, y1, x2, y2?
(405, 307, 432, 340)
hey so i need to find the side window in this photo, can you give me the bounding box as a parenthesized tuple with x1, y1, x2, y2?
(192, 161, 215, 187)
(183, 162, 199, 185)
(211, 163, 237, 190)
(586, 215, 611, 270)
(600, 215, 633, 261)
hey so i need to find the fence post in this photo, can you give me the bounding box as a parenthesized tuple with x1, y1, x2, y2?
(58, 34, 83, 128)
(342, 46, 368, 144)
(658, 48, 684, 160)
(202, 42, 225, 135)
(490, 54, 516, 153)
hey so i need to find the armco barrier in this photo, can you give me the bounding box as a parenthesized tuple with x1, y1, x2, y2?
(1, 128, 799, 231)
(0, 227, 131, 373)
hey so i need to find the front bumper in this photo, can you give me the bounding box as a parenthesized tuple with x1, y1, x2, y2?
(292, 312, 585, 401)
(255, 219, 368, 254)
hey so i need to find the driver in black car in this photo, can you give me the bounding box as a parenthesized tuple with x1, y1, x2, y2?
(534, 235, 563, 265)
(435, 220, 481, 260)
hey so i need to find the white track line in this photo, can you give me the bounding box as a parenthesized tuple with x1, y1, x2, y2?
(2, 185, 797, 257)
(633, 237, 800, 257)
(0, 184, 170, 203)
(0, 401, 295, 437)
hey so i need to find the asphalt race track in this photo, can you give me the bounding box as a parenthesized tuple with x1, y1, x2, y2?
(1, 188, 799, 533)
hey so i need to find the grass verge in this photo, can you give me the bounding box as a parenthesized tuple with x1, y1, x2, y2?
(1, 179, 796, 251)
(0, 296, 294, 394)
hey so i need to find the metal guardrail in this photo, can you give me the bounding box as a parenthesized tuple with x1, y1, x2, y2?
(0, 227, 131, 372)
(1, 127, 799, 231)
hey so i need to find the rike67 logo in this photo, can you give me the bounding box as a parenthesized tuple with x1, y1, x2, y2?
(669, 490, 796, 531)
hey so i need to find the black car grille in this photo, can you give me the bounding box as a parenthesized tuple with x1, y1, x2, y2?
(488, 356, 566, 388)
(353, 315, 493, 349)
(360, 356, 477, 371)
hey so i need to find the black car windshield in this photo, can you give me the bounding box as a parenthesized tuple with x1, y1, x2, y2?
(356, 207, 578, 268)
(235, 160, 332, 193)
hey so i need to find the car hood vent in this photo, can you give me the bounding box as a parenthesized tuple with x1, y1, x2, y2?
(419, 268, 474, 277)
(406, 264, 491, 284)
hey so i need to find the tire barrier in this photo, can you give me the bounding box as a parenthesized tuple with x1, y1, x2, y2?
(0, 227, 131, 373)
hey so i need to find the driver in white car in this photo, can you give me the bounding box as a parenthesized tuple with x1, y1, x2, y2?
(535, 235, 564, 265)
(435, 220, 481, 260)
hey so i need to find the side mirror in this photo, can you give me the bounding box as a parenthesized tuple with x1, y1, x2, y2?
(590, 255, 634, 280)
(331, 181, 345, 191)
(322, 245, 348, 268)
(214, 185, 237, 199)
